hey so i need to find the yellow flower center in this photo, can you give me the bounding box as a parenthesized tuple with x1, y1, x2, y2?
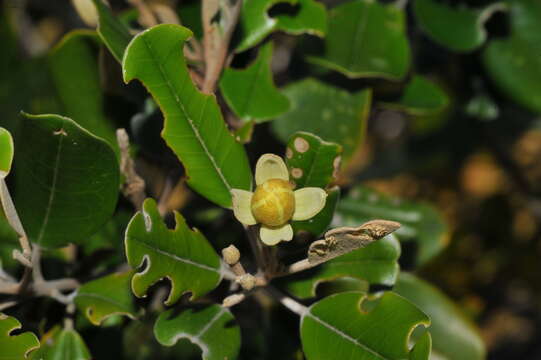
(251, 179, 295, 227)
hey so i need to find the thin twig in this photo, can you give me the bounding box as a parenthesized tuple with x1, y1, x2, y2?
(265, 286, 307, 316)
(128, 0, 158, 28)
(0, 179, 32, 266)
(286, 259, 313, 274)
(0, 301, 17, 312)
(117, 129, 146, 211)
(201, 0, 243, 93)
(222, 292, 246, 307)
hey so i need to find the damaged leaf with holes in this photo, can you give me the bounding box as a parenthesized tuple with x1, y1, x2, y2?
(0, 313, 40, 359)
(154, 305, 241, 360)
(236, 0, 327, 52)
(219, 42, 290, 122)
(124, 198, 222, 304)
(301, 292, 431, 359)
(123, 24, 253, 208)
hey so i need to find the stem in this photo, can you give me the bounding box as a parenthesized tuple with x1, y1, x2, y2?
(0, 301, 17, 312)
(286, 259, 313, 275)
(246, 225, 265, 274)
(201, 0, 243, 93)
(265, 286, 308, 316)
(117, 129, 146, 211)
(0, 178, 32, 264)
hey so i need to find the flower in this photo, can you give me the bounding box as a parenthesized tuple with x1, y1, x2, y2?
(231, 154, 327, 246)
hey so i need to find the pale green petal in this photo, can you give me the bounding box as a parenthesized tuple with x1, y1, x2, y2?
(292, 188, 327, 221)
(231, 189, 257, 225)
(260, 224, 293, 245)
(255, 153, 289, 186)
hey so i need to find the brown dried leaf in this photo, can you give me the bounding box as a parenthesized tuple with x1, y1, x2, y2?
(308, 220, 401, 265)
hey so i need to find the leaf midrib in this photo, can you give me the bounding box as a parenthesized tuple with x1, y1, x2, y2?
(130, 234, 220, 273)
(305, 311, 389, 359)
(140, 34, 232, 193)
(36, 128, 65, 244)
(77, 292, 132, 313)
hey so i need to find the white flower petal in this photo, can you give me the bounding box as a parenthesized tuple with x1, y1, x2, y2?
(260, 224, 293, 245)
(292, 188, 327, 221)
(255, 154, 289, 186)
(231, 189, 257, 225)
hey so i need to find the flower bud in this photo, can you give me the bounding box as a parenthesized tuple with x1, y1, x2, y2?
(222, 245, 240, 265)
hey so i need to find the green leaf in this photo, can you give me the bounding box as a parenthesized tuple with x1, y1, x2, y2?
(382, 75, 449, 116)
(0, 313, 40, 359)
(300, 292, 430, 360)
(291, 186, 339, 236)
(482, 0, 541, 114)
(272, 78, 371, 166)
(394, 273, 486, 360)
(285, 131, 341, 188)
(49, 30, 118, 152)
(154, 305, 241, 360)
(75, 271, 137, 326)
(125, 198, 222, 305)
(283, 234, 400, 298)
(414, 0, 505, 52)
(37, 328, 91, 360)
(123, 24, 252, 208)
(308, 0, 410, 80)
(0, 127, 14, 178)
(236, 0, 327, 52)
(14, 113, 119, 248)
(409, 332, 432, 360)
(219, 42, 290, 123)
(92, 0, 132, 62)
(337, 185, 448, 266)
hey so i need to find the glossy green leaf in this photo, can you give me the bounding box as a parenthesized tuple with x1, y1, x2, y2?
(301, 292, 430, 360)
(394, 273, 486, 360)
(219, 42, 290, 122)
(125, 198, 222, 305)
(123, 24, 252, 208)
(382, 76, 449, 116)
(236, 0, 327, 52)
(14, 113, 119, 248)
(0, 313, 40, 359)
(49, 30, 118, 152)
(154, 305, 240, 360)
(410, 332, 432, 360)
(292, 186, 339, 236)
(75, 271, 137, 326)
(285, 131, 341, 188)
(482, 0, 541, 114)
(272, 78, 371, 166)
(337, 185, 448, 266)
(414, 0, 504, 52)
(38, 328, 91, 360)
(283, 234, 400, 298)
(92, 0, 132, 62)
(309, 0, 410, 80)
(0, 127, 13, 178)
